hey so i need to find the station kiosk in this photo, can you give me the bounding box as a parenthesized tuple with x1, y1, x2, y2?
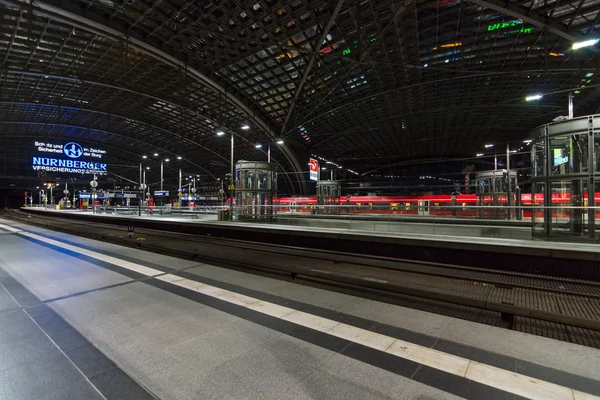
(234, 160, 277, 221)
(316, 180, 342, 214)
(530, 115, 599, 241)
(475, 169, 518, 219)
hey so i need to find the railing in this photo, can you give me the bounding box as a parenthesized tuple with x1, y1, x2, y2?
(229, 204, 600, 242)
(23, 204, 58, 210)
(79, 205, 228, 217)
(22, 203, 600, 242)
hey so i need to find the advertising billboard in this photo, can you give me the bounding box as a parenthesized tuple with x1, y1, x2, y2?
(309, 158, 319, 181)
(32, 141, 107, 175)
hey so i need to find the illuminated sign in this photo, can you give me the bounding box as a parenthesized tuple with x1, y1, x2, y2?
(432, 42, 462, 50)
(35, 141, 106, 159)
(504, 27, 533, 35)
(487, 19, 534, 35)
(553, 149, 569, 166)
(309, 158, 319, 181)
(32, 157, 107, 175)
(488, 19, 523, 31)
(64, 142, 84, 158)
(32, 141, 108, 175)
(554, 155, 569, 166)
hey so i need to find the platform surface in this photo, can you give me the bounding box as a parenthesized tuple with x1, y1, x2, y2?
(1, 217, 599, 399)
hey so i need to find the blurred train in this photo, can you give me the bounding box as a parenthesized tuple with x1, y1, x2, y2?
(273, 193, 600, 218)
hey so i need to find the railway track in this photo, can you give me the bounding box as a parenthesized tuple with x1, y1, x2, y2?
(4, 209, 600, 347)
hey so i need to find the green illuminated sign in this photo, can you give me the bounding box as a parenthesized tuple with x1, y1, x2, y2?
(504, 27, 533, 35)
(488, 19, 523, 32)
(340, 37, 377, 56)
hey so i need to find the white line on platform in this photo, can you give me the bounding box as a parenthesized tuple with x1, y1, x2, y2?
(1, 220, 597, 400)
(0, 222, 163, 277)
(0, 223, 22, 233)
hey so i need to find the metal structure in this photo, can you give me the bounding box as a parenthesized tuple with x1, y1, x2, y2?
(316, 180, 342, 214)
(531, 115, 600, 241)
(234, 160, 277, 221)
(1, 0, 600, 188)
(475, 169, 517, 219)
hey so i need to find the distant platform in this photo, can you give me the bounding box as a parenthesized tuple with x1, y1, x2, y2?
(17, 207, 600, 281)
(25, 207, 532, 240)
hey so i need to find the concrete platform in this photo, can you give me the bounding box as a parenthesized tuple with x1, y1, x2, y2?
(27, 208, 532, 240)
(19, 208, 600, 279)
(1, 217, 600, 399)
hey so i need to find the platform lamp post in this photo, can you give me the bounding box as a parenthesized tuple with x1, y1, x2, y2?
(176, 156, 183, 208)
(255, 139, 284, 163)
(138, 162, 143, 216)
(47, 183, 54, 206)
(178, 167, 182, 208)
(63, 182, 69, 209)
(159, 157, 170, 206)
(217, 128, 236, 220)
(143, 167, 149, 203)
(90, 172, 98, 214)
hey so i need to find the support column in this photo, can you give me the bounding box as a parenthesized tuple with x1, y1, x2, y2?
(506, 143, 512, 220)
(230, 133, 234, 221)
(588, 119, 596, 239)
(571, 134, 584, 235)
(138, 163, 142, 216)
(544, 128, 552, 238)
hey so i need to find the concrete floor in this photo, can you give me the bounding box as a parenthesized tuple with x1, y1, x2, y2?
(0, 217, 599, 400)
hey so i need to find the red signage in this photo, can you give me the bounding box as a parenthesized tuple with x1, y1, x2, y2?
(24, 191, 28, 197)
(309, 158, 319, 181)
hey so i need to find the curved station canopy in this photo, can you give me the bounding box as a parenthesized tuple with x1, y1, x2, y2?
(1, 0, 599, 193)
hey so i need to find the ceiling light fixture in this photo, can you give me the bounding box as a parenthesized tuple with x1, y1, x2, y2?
(525, 94, 543, 101)
(572, 39, 599, 50)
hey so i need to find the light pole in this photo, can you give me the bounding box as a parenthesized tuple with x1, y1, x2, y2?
(160, 157, 169, 205)
(217, 130, 234, 219)
(255, 139, 284, 163)
(178, 168, 182, 208)
(63, 182, 69, 209)
(139, 163, 143, 216)
(90, 173, 98, 214)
